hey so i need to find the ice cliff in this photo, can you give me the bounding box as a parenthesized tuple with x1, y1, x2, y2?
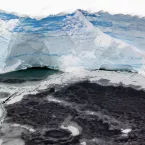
(0, 10, 145, 74)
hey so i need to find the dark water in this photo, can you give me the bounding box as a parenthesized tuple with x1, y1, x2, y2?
(0, 67, 60, 83)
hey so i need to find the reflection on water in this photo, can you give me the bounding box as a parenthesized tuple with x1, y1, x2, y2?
(0, 67, 60, 83)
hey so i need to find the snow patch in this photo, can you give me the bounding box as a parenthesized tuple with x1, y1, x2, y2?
(61, 124, 80, 136)
(121, 128, 132, 134)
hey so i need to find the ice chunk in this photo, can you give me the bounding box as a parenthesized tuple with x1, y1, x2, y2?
(0, 10, 144, 74)
(121, 129, 132, 134)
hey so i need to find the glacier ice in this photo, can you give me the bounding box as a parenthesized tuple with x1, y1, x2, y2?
(0, 10, 145, 74)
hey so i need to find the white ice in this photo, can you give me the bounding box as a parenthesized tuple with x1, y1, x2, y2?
(0, 10, 144, 74)
(1, 0, 145, 18)
(121, 129, 132, 134)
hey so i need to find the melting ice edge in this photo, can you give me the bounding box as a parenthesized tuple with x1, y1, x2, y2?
(0, 9, 145, 74)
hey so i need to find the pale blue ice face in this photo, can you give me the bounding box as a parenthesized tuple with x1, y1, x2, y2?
(83, 10, 145, 51)
(0, 10, 144, 73)
(1, 10, 145, 47)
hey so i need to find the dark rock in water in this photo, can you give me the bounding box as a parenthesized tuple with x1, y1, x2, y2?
(22, 128, 79, 145)
(115, 135, 129, 142)
(49, 87, 55, 93)
(5, 89, 78, 131)
(98, 79, 110, 85)
(4, 80, 145, 144)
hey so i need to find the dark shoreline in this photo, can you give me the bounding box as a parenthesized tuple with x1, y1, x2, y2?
(1, 80, 145, 144)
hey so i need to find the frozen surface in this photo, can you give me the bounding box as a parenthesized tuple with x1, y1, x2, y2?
(0, 69, 145, 105)
(0, 10, 145, 74)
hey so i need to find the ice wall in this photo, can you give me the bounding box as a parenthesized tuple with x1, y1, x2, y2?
(0, 10, 144, 73)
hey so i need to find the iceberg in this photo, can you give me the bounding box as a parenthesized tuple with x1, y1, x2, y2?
(0, 10, 144, 74)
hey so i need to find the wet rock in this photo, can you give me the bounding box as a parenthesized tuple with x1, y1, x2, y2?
(22, 128, 79, 145)
(3, 81, 145, 144)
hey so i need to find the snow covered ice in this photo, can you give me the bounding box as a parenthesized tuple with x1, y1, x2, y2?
(0, 10, 144, 74)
